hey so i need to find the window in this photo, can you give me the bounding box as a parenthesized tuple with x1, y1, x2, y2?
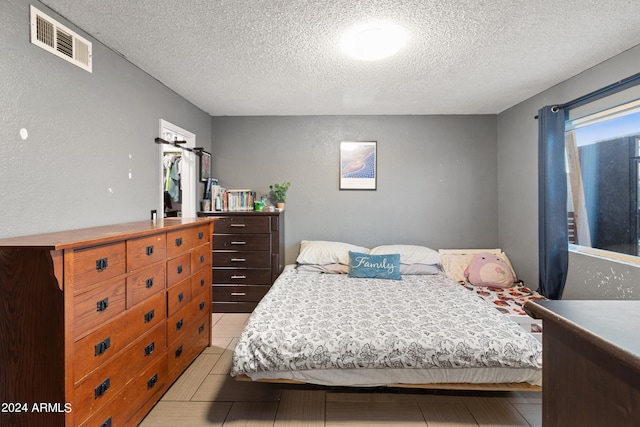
(565, 100, 640, 258)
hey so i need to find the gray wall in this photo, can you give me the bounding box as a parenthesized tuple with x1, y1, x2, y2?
(563, 252, 639, 299)
(497, 44, 640, 299)
(211, 115, 498, 265)
(0, 0, 212, 238)
(4, 0, 639, 298)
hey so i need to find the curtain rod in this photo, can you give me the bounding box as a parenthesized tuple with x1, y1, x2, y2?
(154, 137, 204, 156)
(561, 71, 640, 111)
(560, 73, 640, 108)
(534, 71, 640, 119)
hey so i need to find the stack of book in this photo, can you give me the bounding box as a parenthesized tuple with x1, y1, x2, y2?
(204, 178, 256, 212)
(223, 189, 255, 211)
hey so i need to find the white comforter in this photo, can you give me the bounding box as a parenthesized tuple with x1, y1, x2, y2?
(231, 269, 542, 385)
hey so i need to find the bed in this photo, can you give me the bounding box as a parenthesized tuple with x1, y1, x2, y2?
(230, 242, 543, 391)
(439, 249, 546, 342)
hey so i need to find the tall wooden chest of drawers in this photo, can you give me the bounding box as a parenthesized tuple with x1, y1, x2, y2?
(199, 211, 284, 313)
(0, 218, 213, 427)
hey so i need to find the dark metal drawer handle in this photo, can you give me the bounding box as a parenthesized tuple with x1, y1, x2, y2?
(200, 255, 205, 263)
(230, 258, 246, 262)
(95, 337, 111, 356)
(230, 241, 246, 245)
(178, 292, 184, 302)
(230, 224, 246, 228)
(231, 275, 246, 279)
(175, 345, 183, 358)
(145, 278, 154, 288)
(144, 341, 155, 357)
(175, 237, 183, 247)
(200, 278, 205, 286)
(177, 265, 183, 274)
(94, 377, 111, 399)
(230, 292, 246, 296)
(146, 245, 154, 256)
(144, 309, 155, 323)
(199, 301, 205, 310)
(95, 257, 108, 271)
(99, 417, 112, 427)
(176, 319, 184, 330)
(147, 373, 158, 390)
(96, 297, 109, 312)
(198, 231, 204, 239)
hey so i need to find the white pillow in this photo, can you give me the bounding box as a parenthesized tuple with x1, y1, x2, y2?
(370, 245, 440, 265)
(439, 249, 517, 283)
(296, 240, 369, 265)
(400, 264, 441, 275)
(296, 263, 349, 274)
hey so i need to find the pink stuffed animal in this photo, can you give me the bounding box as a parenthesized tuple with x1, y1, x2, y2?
(464, 253, 515, 288)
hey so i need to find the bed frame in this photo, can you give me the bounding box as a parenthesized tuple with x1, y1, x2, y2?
(235, 374, 541, 392)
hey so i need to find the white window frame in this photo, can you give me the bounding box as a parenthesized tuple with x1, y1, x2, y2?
(565, 99, 640, 266)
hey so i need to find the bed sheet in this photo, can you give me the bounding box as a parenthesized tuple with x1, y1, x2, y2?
(460, 282, 546, 336)
(461, 282, 547, 316)
(231, 269, 542, 386)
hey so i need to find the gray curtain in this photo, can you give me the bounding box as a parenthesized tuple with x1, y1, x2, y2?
(538, 105, 568, 299)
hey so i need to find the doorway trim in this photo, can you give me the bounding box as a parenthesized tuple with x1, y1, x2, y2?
(159, 119, 196, 218)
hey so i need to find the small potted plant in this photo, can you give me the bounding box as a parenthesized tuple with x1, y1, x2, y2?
(269, 182, 291, 210)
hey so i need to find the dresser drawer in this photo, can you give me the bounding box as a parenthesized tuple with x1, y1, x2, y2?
(213, 268, 271, 285)
(168, 310, 209, 377)
(126, 233, 166, 271)
(126, 262, 165, 308)
(78, 354, 167, 427)
(166, 252, 191, 287)
(213, 301, 259, 313)
(191, 293, 209, 319)
(73, 292, 165, 384)
(167, 295, 210, 346)
(191, 243, 211, 273)
(72, 242, 126, 292)
(167, 277, 191, 317)
(191, 268, 210, 298)
(131, 321, 166, 366)
(166, 224, 210, 258)
(214, 216, 270, 234)
(74, 277, 126, 340)
(213, 233, 270, 251)
(213, 284, 269, 302)
(213, 250, 270, 268)
(73, 322, 166, 425)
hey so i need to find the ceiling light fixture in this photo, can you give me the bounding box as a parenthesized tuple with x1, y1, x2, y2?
(340, 23, 408, 61)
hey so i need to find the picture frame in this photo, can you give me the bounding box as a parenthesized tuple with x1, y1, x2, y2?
(199, 151, 211, 182)
(339, 141, 377, 190)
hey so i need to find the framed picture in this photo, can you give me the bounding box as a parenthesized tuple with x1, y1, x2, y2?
(199, 151, 211, 182)
(340, 141, 377, 190)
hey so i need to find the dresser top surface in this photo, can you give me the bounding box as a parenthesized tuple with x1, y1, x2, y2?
(525, 300, 640, 368)
(199, 210, 283, 216)
(0, 218, 213, 250)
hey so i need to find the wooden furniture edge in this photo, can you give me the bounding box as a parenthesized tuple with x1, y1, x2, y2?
(524, 300, 640, 372)
(0, 218, 214, 250)
(234, 374, 541, 392)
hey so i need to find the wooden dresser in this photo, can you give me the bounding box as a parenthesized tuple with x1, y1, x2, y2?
(0, 218, 213, 427)
(525, 300, 640, 427)
(198, 211, 284, 312)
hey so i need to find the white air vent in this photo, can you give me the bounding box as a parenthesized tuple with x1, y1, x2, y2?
(30, 5, 92, 73)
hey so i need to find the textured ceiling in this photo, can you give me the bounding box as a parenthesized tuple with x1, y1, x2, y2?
(42, 0, 640, 116)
